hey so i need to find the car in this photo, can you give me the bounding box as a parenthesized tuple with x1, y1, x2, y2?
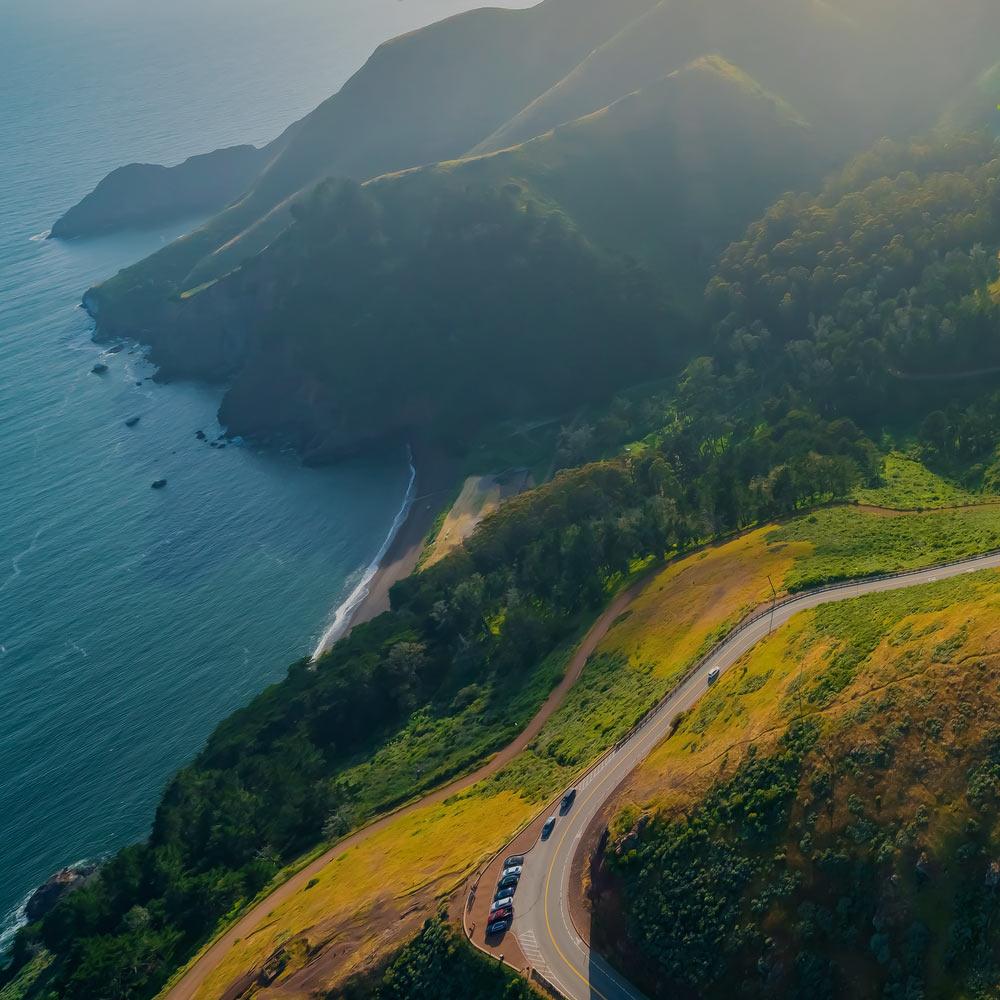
(502, 864, 522, 878)
(503, 854, 525, 868)
(494, 883, 516, 902)
(541, 815, 557, 840)
(487, 917, 511, 936)
(490, 905, 514, 922)
(497, 872, 520, 891)
(490, 896, 514, 914)
(560, 788, 577, 813)
(707, 666, 721, 685)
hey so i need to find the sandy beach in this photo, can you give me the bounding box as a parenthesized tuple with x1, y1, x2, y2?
(312, 443, 458, 657)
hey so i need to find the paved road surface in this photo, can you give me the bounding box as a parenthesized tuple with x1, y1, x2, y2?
(508, 552, 1000, 1000)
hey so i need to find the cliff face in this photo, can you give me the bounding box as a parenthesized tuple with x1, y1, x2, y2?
(51, 144, 273, 238)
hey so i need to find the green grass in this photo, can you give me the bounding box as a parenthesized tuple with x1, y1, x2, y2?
(853, 452, 997, 509)
(334, 640, 570, 821)
(771, 505, 1000, 591)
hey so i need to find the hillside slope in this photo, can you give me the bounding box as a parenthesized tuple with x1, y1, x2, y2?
(472, 0, 1000, 157)
(85, 57, 818, 460)
(64, 0, 651, 279)
(593, 570, 1000, 999)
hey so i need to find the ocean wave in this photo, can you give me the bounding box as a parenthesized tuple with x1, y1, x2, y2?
(0, 892, 31, 956)
(29, 229, 51, 242)
(311, 450, 417, 660)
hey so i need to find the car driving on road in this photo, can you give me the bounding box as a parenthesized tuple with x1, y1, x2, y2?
(707, 666, 721, 685)
(541, 815, 556, 839)
(560, 788, 577, 813)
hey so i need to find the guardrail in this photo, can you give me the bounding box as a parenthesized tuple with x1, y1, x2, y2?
(626, 545, 1000, 738)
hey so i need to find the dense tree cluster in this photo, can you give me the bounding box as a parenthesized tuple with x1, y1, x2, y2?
(338, 915, 536, 1000)
(706, 134, 1000, 422)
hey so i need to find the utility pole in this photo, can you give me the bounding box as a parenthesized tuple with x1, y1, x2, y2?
(767, 575, 777, 634)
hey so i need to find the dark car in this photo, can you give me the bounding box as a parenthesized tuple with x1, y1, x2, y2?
(503, 854, 525, 868)
(487, 917, 511, 936)
(541, 815, 557, 840)
(560, 788, 577, 813)
(494, 883, 517, 902)
(497, 872, 520, 891)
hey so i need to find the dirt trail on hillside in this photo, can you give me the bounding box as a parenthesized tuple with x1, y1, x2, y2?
(163, 577, 650, 1000)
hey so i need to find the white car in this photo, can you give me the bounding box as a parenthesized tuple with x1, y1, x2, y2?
(502, 864, 523, 878)
(490, 895, 514, 914)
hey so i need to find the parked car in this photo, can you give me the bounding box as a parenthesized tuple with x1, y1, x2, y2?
(707, 666, 721, 685)
(487, 917, 511, 936)
(541, 815, 557, 840)
(497, 872, 520, 891)
(502, 864, 522, 878)
(560, 788, 577, 813)
(503, 854, 525, 868)
(490, 905, 514, 922)
(490, 895, 514, 914)
(494, 884, 516, 902)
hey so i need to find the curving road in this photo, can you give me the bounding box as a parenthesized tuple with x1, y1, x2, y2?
(507, 552, 1000, 1000)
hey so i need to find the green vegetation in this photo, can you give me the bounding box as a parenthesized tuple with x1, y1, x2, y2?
(16, 2, 1000, 990)
(854, 452, 998, 509)
(341, 916, 537, 999)
(771, 505, 1000, 591)
(602, 572, 1000, 998)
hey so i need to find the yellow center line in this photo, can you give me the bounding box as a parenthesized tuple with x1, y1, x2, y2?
(542, 722, 664, 1000)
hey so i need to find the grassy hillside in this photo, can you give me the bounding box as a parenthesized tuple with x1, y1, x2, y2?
(89, 56, 817, 459)
(77, 0, 651, 294)
(595, 569, 1000, 998)
(474, 0, 1000, 157)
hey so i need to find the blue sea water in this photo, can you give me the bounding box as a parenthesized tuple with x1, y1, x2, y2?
(0, 0, 529, 948)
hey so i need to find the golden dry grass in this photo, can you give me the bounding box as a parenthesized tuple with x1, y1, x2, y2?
(188, 789, 534, 999)
(613, 569, 1000, 827)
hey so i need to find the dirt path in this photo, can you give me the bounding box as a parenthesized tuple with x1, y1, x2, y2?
(162, 576, 650, 1000)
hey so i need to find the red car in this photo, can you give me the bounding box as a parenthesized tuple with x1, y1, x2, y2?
(490, 905, 513, 922)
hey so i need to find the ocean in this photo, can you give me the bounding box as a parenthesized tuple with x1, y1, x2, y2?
(0, 0, 529, 950)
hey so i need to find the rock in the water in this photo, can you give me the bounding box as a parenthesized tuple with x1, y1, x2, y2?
(135, 380, 143, 387)
(25, 864, 97, 922)
(91, 363, 108, 375)
(106, 344, 124, 354)
(195, 430, 206, 440)
(125, 416, 141, 428)
(151, 479, 168, 490)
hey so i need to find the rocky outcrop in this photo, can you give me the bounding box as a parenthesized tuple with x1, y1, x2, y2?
(25, 864, 97, 922)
